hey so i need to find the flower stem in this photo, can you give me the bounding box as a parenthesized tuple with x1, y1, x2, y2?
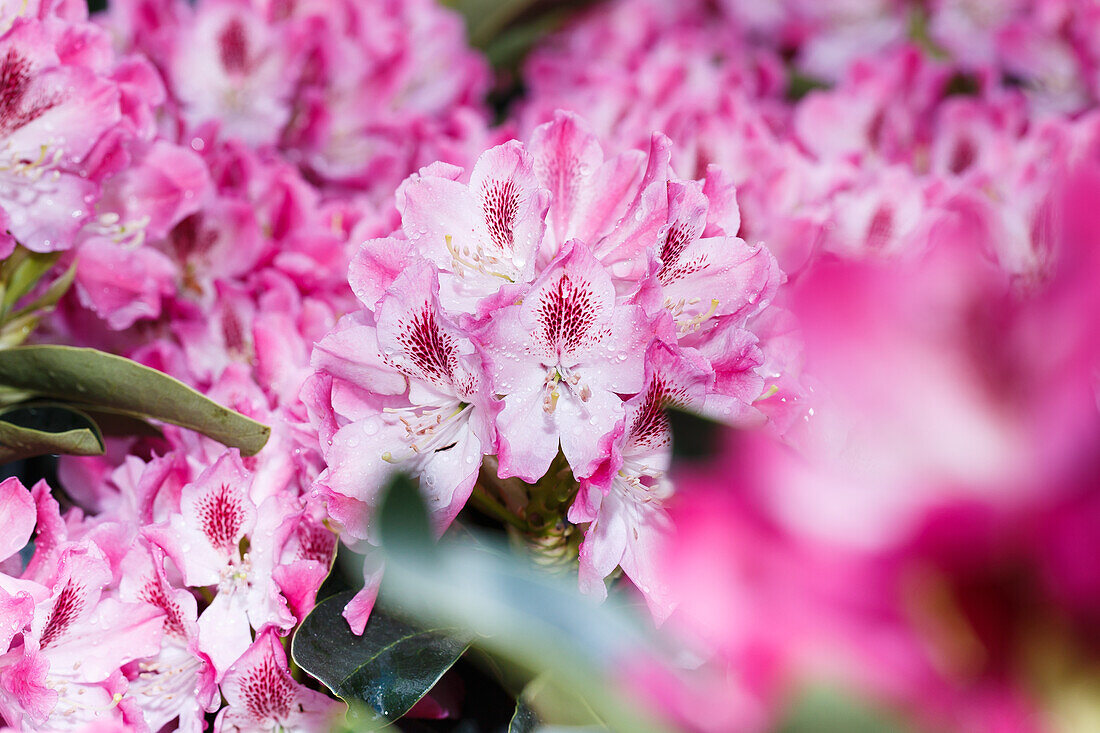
(469, 482, 529, 531)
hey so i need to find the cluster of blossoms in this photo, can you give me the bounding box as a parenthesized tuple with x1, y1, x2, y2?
(306, 110, 784, 624)
(0, 0, 495, 728)
(98, 0, 492, 201)
(520, 1, 1100, 731)
(522, 0, 1078, 278)
(0, 444, 339, 730)
(0, 0, 205, 260)
(714, 0, 1100, 113)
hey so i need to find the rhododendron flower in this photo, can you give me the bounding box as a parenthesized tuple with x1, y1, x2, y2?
(5, 0, 1099, 728)
(572, 342, 711, 618)
(214, 630, 339, 732)
(6, 423, 337, 729)
(0, 477, 167, 729)
(309, 110, 784, 619)
(648, 466, 1058, 733)
(145, 450, 294, 677)
(0, 17, 118, 254)
(484, 239, 650, 481)
(118, 545, 217, 733)
(316, 258, 498, 539)
(101, 0, 492, 201)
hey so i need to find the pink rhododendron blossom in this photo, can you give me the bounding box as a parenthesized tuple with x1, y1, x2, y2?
(647, 467, 1056, 733)
(572, 342, 711, 619)
(3, 0, 1100, 728)
(309, 111, 784, 618)
(214, 629, 339, 732)
(485, 239, 649, 481)
(0, 17, 118, 253)
(144, 450, 294, 677)
(101, 0, 492, 201)
(118, 545, 217, 732)
(2, 431, 337, 729)
(316, 258, 497, 539)
(0, 0, 209, 278)
(0, 477, 168, 730)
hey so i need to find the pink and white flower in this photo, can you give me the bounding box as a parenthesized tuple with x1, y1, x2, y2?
(144, 450, 294, 678)
(313, 257, 498, 539)
(214, 629, 339, 732)
(309, 111, 785, 618)
(484, 239, 650, 481)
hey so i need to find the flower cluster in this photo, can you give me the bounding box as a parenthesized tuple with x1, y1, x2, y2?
(99, 0, 492, 201)
(520, 1, 1100, 730)
(0, 0, 205, 260)
(0, 447, 339, 730)
(0, 0, 492, 728)
(522, 0, 1074, 279)
(307, 110, 782, 623)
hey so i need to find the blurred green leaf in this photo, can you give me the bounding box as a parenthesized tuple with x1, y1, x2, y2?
(377, 472, 437, 562)
(519, 673, 606, 728)
(442, 0, 542, 48)
(785, 70, 830, 101)
(6, 260, 76, 321)
(484, 10, 567, 70)
(0, 402, 104, 463)
(775, 687, 914, 733)
(0, 247, 62, 315)
(0, 346, 270, 455)
(907, 7, 948, 60)
(0, 311, 41, 349)
(374, 477, 676, 733)
(292, 590, 471, 728)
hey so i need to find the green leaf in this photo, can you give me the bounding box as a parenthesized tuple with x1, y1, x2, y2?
(774, 687, 915, 733)
(0, 246, 62, 314)
(373, 480, 676, 733)
(442, 0, 541, 47)
(514, 673, 606, 730)
(7, 260, 76, 321)
(80, 408, 164, 439)
(292, 590, 472, 727)
(509, 698, 541, 733)
(377, 472, 438, 563)
(0, 311, 41, 348)
(0, 402, 104, 463)
(483, 11, 566, 70)
(0, 345, 269, 455)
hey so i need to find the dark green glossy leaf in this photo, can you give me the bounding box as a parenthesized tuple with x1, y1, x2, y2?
(0, 346, 269, 455)
(292, 590, 472, 726)
(508, 699, 540, 733)
(0, 402, 104, 463)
